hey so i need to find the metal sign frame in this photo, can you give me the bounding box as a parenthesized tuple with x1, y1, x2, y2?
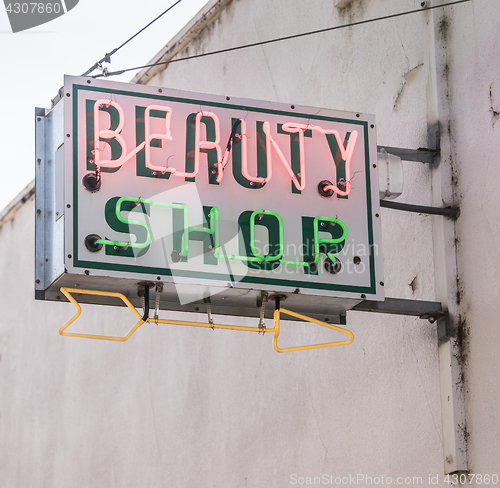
(36, 76, 383, 323)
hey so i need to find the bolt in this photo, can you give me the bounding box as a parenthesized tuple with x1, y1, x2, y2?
(67, 204, 71, 208)
(250, 182, 254, 186)
(36, 279, 40, 284)
(114, 246, 118, 251)
(66, 134, 70, 138)
(152, 171, 157, 176)
(373, 164, 377, 168)
(370, 124, 375, 128)
(37, 158, 41, 163)
(421, 1, 427, 7)
(356, 114, 360, 118)
(36, 209, 41, 215)
(291, 105, 295, 109)
(66, 93, 70, 97)
(428, 316, 437, 324)
(87, 80, 91, 84)
(380, 281, 384, 286)
(157, 276, 161, 281)
(320, 222, 326, 227)
(375, 213, 380, 218)
(361, 294, 366, 299)
(84, 270, 90, 275)
(37, 117, 41, 122)
(208, 245, 213, 250)
(68, 254, 72, 259)
(226, 96, 230, 100)
(158, 88, 163, 93)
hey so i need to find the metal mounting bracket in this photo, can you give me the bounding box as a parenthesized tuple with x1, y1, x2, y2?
(377, 145, 438, 164)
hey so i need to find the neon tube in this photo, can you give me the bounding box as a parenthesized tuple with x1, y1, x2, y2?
(249, 210, 284, 262)
(281, 123, 358, 196)
(144, 105, 174, 174)
(184, 207, 219, 256)
(236, 119, 272, 185)
(96, 198, 189, 254)
(93, 99, 145, 170)
(186, 111, 222, 179)
(263, 122, 306, 191)
(216, 119, 242, 183)
(313, 216, 348, 265)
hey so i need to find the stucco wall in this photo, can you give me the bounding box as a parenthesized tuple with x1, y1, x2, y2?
(0, 0, 498, 487)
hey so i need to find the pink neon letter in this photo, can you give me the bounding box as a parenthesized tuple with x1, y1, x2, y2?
(265, 122, 307, 191)
(319, 128, 358, 196)
(93, 99, 128, 170)
(186, 112, 222, 179)
(283, 123, 358, 196)
(144, 105, 174, 173)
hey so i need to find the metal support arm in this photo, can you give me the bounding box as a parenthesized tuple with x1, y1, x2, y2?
(377, 145, 437, 164)
(380, 200, 460, 219)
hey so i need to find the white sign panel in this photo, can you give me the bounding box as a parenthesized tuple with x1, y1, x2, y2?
(63, 75, 383, 303)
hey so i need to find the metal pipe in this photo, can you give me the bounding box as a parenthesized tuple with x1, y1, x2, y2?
(377, 145, 437, 164)
(380, 199, 459, 219)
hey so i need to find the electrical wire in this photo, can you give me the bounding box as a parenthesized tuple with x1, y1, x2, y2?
(92, 0, 472, 79)
(81, 0, 185, 77)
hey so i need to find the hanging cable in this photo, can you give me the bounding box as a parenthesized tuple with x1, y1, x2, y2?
(82, 0, 185, 77)
(93, 0, 472, 79)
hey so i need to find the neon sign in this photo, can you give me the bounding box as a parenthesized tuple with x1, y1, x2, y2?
(61, 75, 383, 305)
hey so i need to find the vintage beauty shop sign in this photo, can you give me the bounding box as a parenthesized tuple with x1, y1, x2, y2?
(63, 75, 383, 301)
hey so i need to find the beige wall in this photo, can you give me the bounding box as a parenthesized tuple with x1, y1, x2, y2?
(0, 0, 498, 486)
